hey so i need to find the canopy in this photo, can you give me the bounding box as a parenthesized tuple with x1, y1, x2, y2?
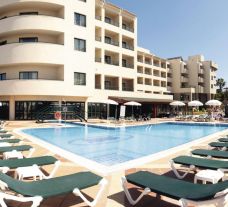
(100, 99, 118, 105)
(124, 101, 142, 106)
(188, 100, 203, 107)
(205, 100, 222, 106)
(169, 101, 185, 106)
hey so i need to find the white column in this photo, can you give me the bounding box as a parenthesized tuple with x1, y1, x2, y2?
(9, 96, 15, 120)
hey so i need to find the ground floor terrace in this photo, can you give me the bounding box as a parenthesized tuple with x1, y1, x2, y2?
(1, 120, 228, 207)
(0, 95, 175, 121)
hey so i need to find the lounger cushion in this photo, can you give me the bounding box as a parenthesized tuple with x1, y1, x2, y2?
(209, 142, 228, 148)
(0, 139, 20, 143)
(0, 134, 13, 138)
(192, 149, 228, 159)
(0, 156, 57, 169)
(0, 171, 102, 198)
(173, 156, 228, 170)
(0, 145, 32, 153)
(218, 138, 228, 142)
(126, 171, 228, 201)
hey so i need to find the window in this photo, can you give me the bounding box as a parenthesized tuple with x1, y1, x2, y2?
(105, 17, 111, 24)
(105, 36, 111, 44)
(211, 84, 214, 89)
(19, 72, 38, 80)
(74, 72, 86, 85)
(19, 12, 38, 15)
(122, 59, 127, 67)
(105, 55, 111, 64)
(74, 38, 86, 52)
(74, 13, 86, 27)
(0, 73, 6, 81)
(19, 37, 38, 43)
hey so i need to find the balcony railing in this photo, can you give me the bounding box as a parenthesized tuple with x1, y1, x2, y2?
(105, 39, 119, 46)
(145, 61, 152, 65)
(153, 73, 160, 77)
(145, 71, 152, 75)
(0, 13, 64, 21)
(105, 85, 119, 90)
(95, 57, 101, 63)
(122, 43, 134, 51)
(105, 18, 119, 27)
(95, 36, 101, 42)
(95, 15, 101, 21)
(122, 87, 134, 92)
(153, 63, 160, 67)
(0, 41, 63, 46)
(122, 24, 134, 33)
(95, 84, 101, 89)
(105, 60, 119, 66)
(137, 59, 143, 63)
(122, 63, 134, 69)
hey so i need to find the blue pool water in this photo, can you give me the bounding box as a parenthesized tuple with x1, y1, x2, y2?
(22, 123, 228, 166)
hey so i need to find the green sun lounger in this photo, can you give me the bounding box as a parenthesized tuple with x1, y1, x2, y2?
(0, 145, 32, 153)
(122, 171, 228, 206)
(170, 155, 228, 179)
(218, 138, 228, 142)
(0, 171, 107, 207)
(0, 130, 8, 134)
(0, 156, 58, 169)
(191, 149, 228, 159)
(0, 134, 13, 138)
(209, 142, 228, 148)
(0, 139, 20, 144)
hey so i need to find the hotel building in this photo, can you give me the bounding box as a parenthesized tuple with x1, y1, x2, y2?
(0, 0, 217, 120)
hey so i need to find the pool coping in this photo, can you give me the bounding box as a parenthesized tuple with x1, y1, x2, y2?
(14, 122, 228, 176)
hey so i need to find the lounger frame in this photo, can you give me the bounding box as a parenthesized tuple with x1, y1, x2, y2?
(121, 176, 228, 207)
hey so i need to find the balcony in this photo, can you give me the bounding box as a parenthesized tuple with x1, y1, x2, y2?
(95, 15, 102, 21)
(105, 39, 119, 46)
(104, 76, 119, 91)
(0, 15, 64, 35)
(122, 24, 134, 33)
(137, 66, 143, 74)
(181, 76, 189, 83)
(181, 68, 188, 74)
(198, 77, 204, 83)
(122, 43, 134, 51)
(122, 62, 134, 69)
(95, 36, 101, 42)
(0, 42, 64, 65)
(122, 78, 134, 92)
(105, 17, 119, 27)
(145, 68, 152, 75)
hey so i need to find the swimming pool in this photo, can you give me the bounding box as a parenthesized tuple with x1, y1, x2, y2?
(21, 122, 228, 168)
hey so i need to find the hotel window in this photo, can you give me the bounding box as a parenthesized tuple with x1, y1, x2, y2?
(19, 37, 38, 43)
(19, 72, 38, 80)
(74, 72, 86, 85)
(74, 38, 86, 52)
(211, 84, 214, 89)
(74, 13, 86, 27)
(0, 73, 6, 81)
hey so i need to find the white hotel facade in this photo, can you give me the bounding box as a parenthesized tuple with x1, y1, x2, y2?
(0, 0, 218, 120)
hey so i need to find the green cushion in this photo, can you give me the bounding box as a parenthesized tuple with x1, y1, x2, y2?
(0, 134, 13, 138)
(218, 138, 228, 142)
(126, 171, 228, 201)
(173, 156, 228, 170)
(0, 139, 20, 143)
(192, 149, 228, 159)
(0, 145, 32, 153)
(0, 130, 8, 134)
(0, 156, 57, 169)
(0, 171, 102, 198)
(209, 142, 228, 148)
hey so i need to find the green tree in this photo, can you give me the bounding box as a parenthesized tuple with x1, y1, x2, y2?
(216, 78, 226, 93)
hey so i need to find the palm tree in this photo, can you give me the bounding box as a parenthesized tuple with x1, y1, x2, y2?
(216, 78, 226, 93)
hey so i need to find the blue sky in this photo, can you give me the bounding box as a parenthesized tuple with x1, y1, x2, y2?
(110, 0, 228, 84)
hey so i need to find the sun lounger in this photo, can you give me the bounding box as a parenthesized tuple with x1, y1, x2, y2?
(0, 134, 14, 139)
(0, 145, 35, 158)
(191, 149, 228, 159)
(0, 130, 8, 134)
(122, 171, 228, 206)
(0, 171, 107, 207)
(0, 156, 60, 179)
(170, 155, 228, 179)
(218, 138, 228, 142)
(0, 139, 20, 144)
(209, 142, 228, 149)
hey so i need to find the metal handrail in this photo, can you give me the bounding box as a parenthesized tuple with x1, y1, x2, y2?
(0, 13, 64, 20)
